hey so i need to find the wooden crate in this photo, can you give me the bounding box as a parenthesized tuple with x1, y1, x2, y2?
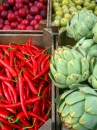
(0, 28, 55, 130)
(0, 0, 49, 33)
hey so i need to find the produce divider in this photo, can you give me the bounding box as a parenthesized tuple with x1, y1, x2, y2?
(0, 28, 55, 130)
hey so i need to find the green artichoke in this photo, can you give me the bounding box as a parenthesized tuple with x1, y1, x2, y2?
(66, 9, 97, 41)
(88, 58, 97, 89)
(49, 46, 89, 88)
(74, 37, 97, 61)
(93, 23, 97, 43)
(57, 84, 97, 130)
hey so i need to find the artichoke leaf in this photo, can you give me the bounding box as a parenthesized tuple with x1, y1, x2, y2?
(70, 101, 84, 118)
(93, 35, 97, 43)
(83, 16, 94, 30)
(79, 112, 97, 129)
(73, 37, 85, 49)
(62, 48, 74, 61)
(58, 100, 66, 114)
(85, 95, 97, 114)
(61, 105, 70, 117)
(65, 91, 85, 105)
(66, 74, 81, 86)
(60, 89, 75, 100)
(50, 63, 57, 75)
(92, 64, 97, 79)
(66, 26, 75, 38)
(67, 59, 81, 75)
(73, 123, 89, 130)
(53, 72, 66, 84)
(49, 72, 67, 88)
(67, 116, 79, 126)
(79, 86, 97, 96)
(81, 70, 90, 82)
(89, 75, 97, 89)
(55, 57, 68, 75)
(71, 49, 83, 60)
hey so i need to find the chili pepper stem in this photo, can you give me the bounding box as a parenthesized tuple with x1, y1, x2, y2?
(24, 118, 36, 130)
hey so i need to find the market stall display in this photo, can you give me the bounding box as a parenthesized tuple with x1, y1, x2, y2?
(0, 28, 54, 130)
(0, 0, 47, 30)
(49, 8, 97, 130)
(52, 0, 97, 30)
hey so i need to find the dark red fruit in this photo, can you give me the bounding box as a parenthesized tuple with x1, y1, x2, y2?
(1, 11, 8, 19)
(7, 13, 16, 22)
(26, 26, 34, 30)
(30, 6, 39, 15)
(18, 8, 26, 17)
(30, 19, 38, 26)
(3, 25, 12, 30)
(17, 24, 26, 30)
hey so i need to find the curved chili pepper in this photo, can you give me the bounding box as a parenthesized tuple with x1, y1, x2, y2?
(0, 122, 12, 130)
(0, 59, 17, 77)
(2, 47, 9, 57)
(0, 97, 40, 108)
(37, 80, 46, 96)
(20, 118, 33, 130)
(24, 74, 38, 95)
(0, 108, 13, 122)
(37, 54, 46, 72)
(6, 108, 16, 115)
(12, 111, 46, 123)
(0, 117, 21, 129)
(41, 54, 51, 70)
(15, 52, 33, 69)
(16, 44, 27, 55)
(18, 75, 28, 119)
(30, 56, 37, 76)
(31, 45, 40, 52)
(3, 81, 17, 103)
(32, 61, 50, 80)
(2, 82, 11, 103)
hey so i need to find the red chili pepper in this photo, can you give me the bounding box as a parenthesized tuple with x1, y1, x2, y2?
(0, 59, 17, 77)
(0, 117, 21, 129)
(5, 68, 12, 79)
(24, 74, 38, 95)
(15, 52, 33, 69)
(37, 80, 46, 95)
(34, 120, 38, 130)
(0, 68, 5, 75)
(30, 56, 38, 76)
(37, 54, 46, 72)
(0, 122, 12, 130)
(13, 111, 46, 123)
(25, 84, 30, 100)
(18, 75, 28, 119)
(20, 118, 33, 130)
(0, 84, 3, 98)
(8, 88, 14, 104)
(2, 82, 11, 103)
(32, 61, 50, 80)
(44, 73, 49, 81)
(28, 37, 32, 47)
(3, 81, 17, 103)
(0, 75, 11, 82)
(48, 81, 52, 101)
(9, 50, 14, 67)
(0, 97, 40, 108)
(17, 44, 27, 55)
(42, 87, 49, 116)
(2, 47, 9, 57)
(0, 99, 9, 104)
(31, 45, 40, 52)
(0, 108, 12, 122)
(0, 49, 3, 58)
(23, 69, 33, 79)
(6, 108, 16, 115)
(41, 54, 51, 70)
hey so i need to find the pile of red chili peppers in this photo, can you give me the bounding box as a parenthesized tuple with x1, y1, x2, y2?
(0, 37, 51, 130)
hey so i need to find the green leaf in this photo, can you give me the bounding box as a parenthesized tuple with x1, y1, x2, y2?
(65, 91, 85, 105)
(73, 123, 89, 130)
(85, 95, 97, 114)
(79, 112, 97, 129)
(70, 101, 84, 118)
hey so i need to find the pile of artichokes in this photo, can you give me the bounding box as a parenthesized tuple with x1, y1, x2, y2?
(49, 9, 97, 130)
